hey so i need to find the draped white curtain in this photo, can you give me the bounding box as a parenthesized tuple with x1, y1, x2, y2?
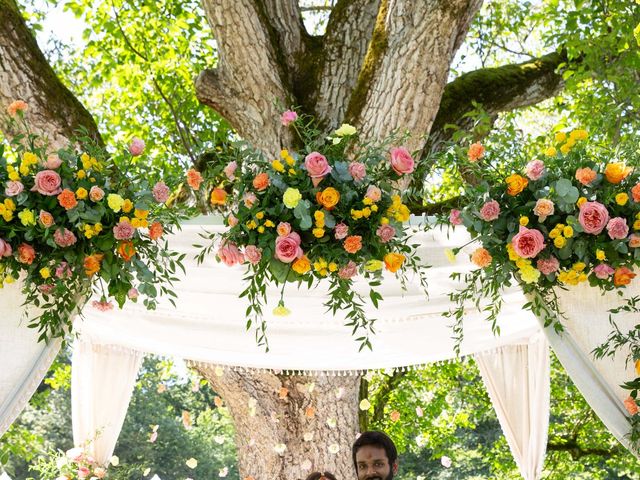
(476, 332, 550, 480)
(71, 339, 143, 465)
(0, 280, 61, 438)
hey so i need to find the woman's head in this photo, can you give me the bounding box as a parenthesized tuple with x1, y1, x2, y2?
(305, 472, 338, 480)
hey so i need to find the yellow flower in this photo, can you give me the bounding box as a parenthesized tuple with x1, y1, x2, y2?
(107, 193, 125, 212)
(280, 149, 290, 159)
(292, 256, 311, 274)
(549, 229, 559, 239)
(328, 262, 338, 272)
(283, 188, 302, 209)
(570, 129, 588, 141)
(505, 174, 528, 196)
(8, 171, 20, 181)
(596, 249, 606, 261)
(264, 220, 275, 227)
(363, 197, 373, 206)
(554, 236, 567, 248)
(246, 220, 257, 230)
(40, 267, 51, 279)
(554, 131, 567, 143)
(18, 209, 36, 226)
(616, 193, 629, 206)
(506, 243, 520, 261)
(23, 152, 38, 165)
(444, 248, 457, 263)
(257, 226, 265, 233)
(4, 275, 14, 284)
(364, 259, 383, 272)
(394, 204, 411, 222)
(563, 226, 574, 238)
(288, 168, 296, 175)
(272, 160, 285, 172)
(371, 204, 378, 212)
(76, 187, 88, 200)
(5, 198, 15, 210)
(380, 217, 389, 225)
(515, 258, 531, 269)
(519, 266, 541, 284)
(313, 258, 327, 271)
(362, 207, 371, 218)
(312, 228, 325, 238)
(334, 123, 357, 136)
(76, 169, 86, 179)
(634, 219, 640, 230)
(19, 164, 30, 176)
(577, 197, 587, 207)
(560, 143, 572, 155)
(81, 153, 92, 170)
(351, 209, 363, 219)
(256, 211, 265, 220)
(519, 216, 529, 226)
(572, 262, 586, 272)
(273, 302, 291, 316)
(94, 223, 103, 233)
(134, 209, 149, 219)
(544, 147, 557, 157)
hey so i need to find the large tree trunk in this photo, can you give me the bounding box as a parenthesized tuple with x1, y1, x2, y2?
(0, 1, 571, 479)
(195, 366, 361, 480)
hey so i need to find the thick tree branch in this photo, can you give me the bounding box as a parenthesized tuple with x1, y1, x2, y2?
(314, 0, 381, 128)
(349, 0, 483, 150)
(547, 436, 622, 460)
(428, 51, 567, 146)
(0, 0, 101, 147)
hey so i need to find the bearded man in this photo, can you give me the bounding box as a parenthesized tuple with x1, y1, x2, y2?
(352, 431, 399, 480)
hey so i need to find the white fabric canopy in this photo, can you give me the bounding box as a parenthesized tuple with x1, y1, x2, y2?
(476, 333, 550, 480)
(0, 280, 61, 438)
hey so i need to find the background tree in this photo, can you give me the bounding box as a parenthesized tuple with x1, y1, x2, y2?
(0, 0, 639, 479)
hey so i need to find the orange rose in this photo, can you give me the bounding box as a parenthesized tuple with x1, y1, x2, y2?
(17, 243, 36, 264)
(624, 396, 639, 416)
(7, 100, 27, 116)
(39, 210, 55, 228)
(575, 167, 597, 186)
(252, 172, 270, 191)
(471, 247, 492, 268)
(292, 255, 311, 274)
(631, 183, 640, 203)
(210, 188, 227, 205)
(315, 187, 340, 210)
(83, 253, 104, 276)
(384, 252, 405, 273)
(505, 174, 528, 196)
(467, 143, 485, 162)
(149, 221, 163, 240)
(613, 267, 636, 287)
(343, 235, 362, 254)
(186, 168, 203, 190)
(117, 241, 136, 262)
(604, 163, 633, 184)
(57, 189, 78, 210)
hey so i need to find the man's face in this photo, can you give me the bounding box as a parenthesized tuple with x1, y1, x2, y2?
(355, 445, 397, 480)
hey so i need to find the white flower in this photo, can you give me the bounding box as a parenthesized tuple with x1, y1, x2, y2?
(274, 443, 287, 455)
(248, 398, 257, 408)
(335, 387, 345, 399)
(359, 399, 371, 410)
(214, 366, 224, 377)
(326, 418, 337, 428)
(143, 468, 151, 476)
(416, 406, 424, 417)
(328, 443, 340, 454)
(186, 458, 198, 469)
(110, 456, 119, 466)
(219, 467, 229, 477)
(441, 456, 452, 468)
(214, 435, 225, 445)
(303, 432, 315, 442)
(307, 382, 315, 393)
(335, 123, 357, 136)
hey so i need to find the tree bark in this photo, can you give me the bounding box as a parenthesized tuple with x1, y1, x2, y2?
(0, 0, 101, 147)
(195, 365, 361, 480)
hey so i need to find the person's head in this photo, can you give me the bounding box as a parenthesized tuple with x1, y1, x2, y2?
(305, 472, 338, 480)
(352, 431, 398, 480)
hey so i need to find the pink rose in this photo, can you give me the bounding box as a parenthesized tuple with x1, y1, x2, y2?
(55, 262, 72, 279)
(127, 288, 139, 299)
(479, 200, 500, 221)
(449, 209, 463, 226)
(348, 162, 366, 182)
(606, 217, 628, 240)
(629, 234, 640, 248)
(243, 192, 258, 208)
(365, 185, 382, 203)
(227, 213, 239, 227)
(218, 241, 244, 266)
(533, 198, 554, 222)
(45, 154, 62, 169)
(280, 110, 298, 126)
(0, 239, 12, 257)
(511, 226, 546, 258)
(304, 152, 332, 187)
(376, 224, 396, 243)
(31, 170, 62, 195)
(129, 137, 145, 156)
(92, 300, 114, 312)
(525, 159, 545, 181)
(338, 261, 358, 279)
(38, 284, 55, 295)
(113, 220, 135, 240)
(224, 161, 238, 180)
(5, 180, 24, 196)
(390, 147, 414, 175)
(152, 181, 170, 203)
(579, 201, 609, 234)
(245, 245, 262, 265)
(537, 256, 559, 275)
(594, 263, 615, 279)
(274, 232, 303, 263)
(89, 186, 104, 202)
(66, 447, 84, 462)
(334, 222, 349, 240)
(53, 228, 77, 248)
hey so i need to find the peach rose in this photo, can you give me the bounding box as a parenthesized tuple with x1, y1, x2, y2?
(152, 181, 170, 203)
(5, 180, 24, 196)
(624, 396, 638, 416)
(224, 161, 237, 180)
(344, 235, 363, 254)
(149, 221, 163, 240)
(578, 201, 609, 234)
(304, 152, 331, 186)
(186, 168, 203, 189)
(218, 241, 244, 266)
(276, 222, 291, 236)
(604, 163, 633, 184)
(17, 243, 35, 264)
(614, 266, 636, 287)
(252, 172, 270, 191)
(210, 188, 227, 206)
(525, 159, 545, 180)
(533, 198, 554, 222)
(31, 170, 62, 195)
(467, 143, 485, 162)
(389, 146, 414, 175)
(629, 234, 640, 248)
(89, 186, 105, 202)
(348, 162, 366, 182)
(243, 192, 257, 208)
(511, 226, 545, 258)
(275, 232, 303, 263)
(244, 245, 262, 265)
(471, 247, 492, 268)
(128, 137, 145, 156)
(365, 185, 381, 203)
(632, 183, 640, 203)
(334, 222, 349, 240)
(45, 154, 62, 169)
(505, 174, 528, 196)
(575, 167, 597, 186)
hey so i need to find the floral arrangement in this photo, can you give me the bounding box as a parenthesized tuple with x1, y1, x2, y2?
(196, 111, 428, 350)
(1, 100, 185, 341)
(28, 446, 119, 479)
(443, 128, 640, 447)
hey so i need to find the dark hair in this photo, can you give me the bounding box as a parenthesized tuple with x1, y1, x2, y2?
(352, 431, 398, 471)
(304, 472, 337, 480)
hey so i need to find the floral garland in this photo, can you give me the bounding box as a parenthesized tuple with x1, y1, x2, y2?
(442, 129, 640, 448)
(196, 111, 428, 350)
(0, 100, 186, 341)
